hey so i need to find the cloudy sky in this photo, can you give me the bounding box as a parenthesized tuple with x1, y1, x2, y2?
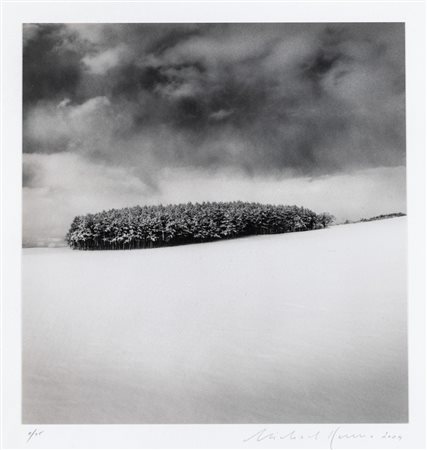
(23, 23, 405, 246)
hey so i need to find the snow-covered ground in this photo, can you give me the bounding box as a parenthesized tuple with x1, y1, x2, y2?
(22, 217, 407, 423)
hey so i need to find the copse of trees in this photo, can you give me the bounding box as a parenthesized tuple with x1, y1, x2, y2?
(66, 201, 335, 250)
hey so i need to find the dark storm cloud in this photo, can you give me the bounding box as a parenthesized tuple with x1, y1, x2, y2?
(23, 24, 89, 107)
(23, 23, 405, 178)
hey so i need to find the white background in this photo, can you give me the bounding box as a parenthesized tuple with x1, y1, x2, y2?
(1, 1, 425, 448)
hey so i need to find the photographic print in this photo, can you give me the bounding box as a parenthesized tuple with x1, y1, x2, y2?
(21, 22, 408, 425)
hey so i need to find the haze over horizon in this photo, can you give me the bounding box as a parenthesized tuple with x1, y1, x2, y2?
(23, 23, 406, 247)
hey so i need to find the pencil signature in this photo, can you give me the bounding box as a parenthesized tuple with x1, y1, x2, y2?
(243, 427, 403, 449)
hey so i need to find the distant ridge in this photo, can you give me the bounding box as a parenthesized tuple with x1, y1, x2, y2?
(343, 212, 406, 225)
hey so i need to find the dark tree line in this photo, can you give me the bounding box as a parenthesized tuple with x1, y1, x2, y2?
(66, 201, 335, 250)
(360, 212, 406, 222)
(343, 212, 406, 225)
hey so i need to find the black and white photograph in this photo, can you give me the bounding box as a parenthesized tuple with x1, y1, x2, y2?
(20, 21, 410, 426)
(19, 21, 411, 426)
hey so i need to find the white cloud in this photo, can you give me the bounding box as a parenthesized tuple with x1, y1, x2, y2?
(24, 96, 134, 155)
(57, 98, 71, 109)
(23, 24, 41, 46)
(82, 45, 130, 75)
(209, 109, 234, 121)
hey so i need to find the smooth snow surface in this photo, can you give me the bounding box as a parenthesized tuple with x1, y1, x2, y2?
(22, 218, 407, 423)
